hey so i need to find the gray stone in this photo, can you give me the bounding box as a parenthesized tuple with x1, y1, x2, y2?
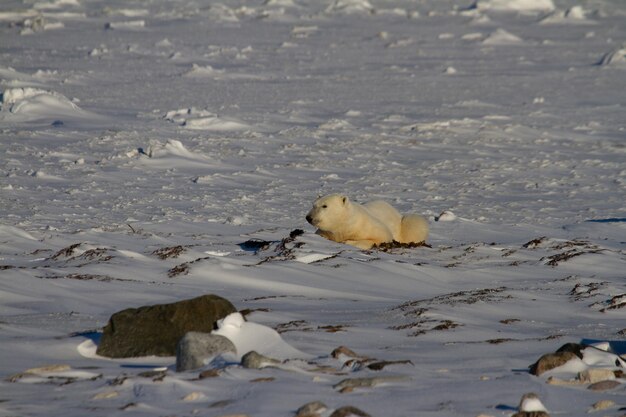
(555, 342, 586, 359)
(241, 351, 281, 369)
(329, 406, 372, 417)
(331, 346, 363, 359)
(176, 332, 236, 372)
(96, 294, 237, 358)
(577, 368, 616, 383)
(587, 380, 621, 391)
(333, 375, 409, 391)
(591, 399, 616, 411)
(296, 401, 327, 416)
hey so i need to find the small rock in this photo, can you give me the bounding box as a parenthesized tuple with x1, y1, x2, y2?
(92, 391, 119, 400)
(137, 369, 167, 379)
(176, 332, 236, 372)
(529, 351, 578, 376)
(342, 358, 373, 371)
(7, 364, 72, 382)
(331, 346, 363, 359)
(366, 360, 413, 371)
(546, 376, 582, 386)
(590, 399, 615, 411)
(241, 351, 281, 369)
(249, 377, 275, 383)
(296, 401, 327, 417)
(577, 368, 616, 383)
(333, 375, 409, 391)
(199, 369, 221, 379)
(209, 399, 235, 408)
(587, 380, 621, 391)
(25, 364, 71, 374)
(182, 391, 205, 401)
(329, 406, 372, 417)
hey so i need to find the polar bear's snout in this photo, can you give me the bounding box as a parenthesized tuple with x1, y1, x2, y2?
(306, 209, 319, 226)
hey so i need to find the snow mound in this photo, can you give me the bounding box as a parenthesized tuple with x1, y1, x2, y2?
(183, 64, 265, 81)
(0, 87, 95, 122)
(18, 15, 65, 35)
(33, 0, 80, 10)
(183, 64, 226, 78)
(163, 107, 250, 131)
(435, 210, 457, 222)
(143, 139, 203, 160)
(294, 253, 336, 264)
(207, 4, 240, 22)
(540, 6, 595, 25)
(325, 0, 374, 15)
(130, 139, 215, 170)
(104, 20, 145, 30)
(264, 0, 299, 7)
(212, 313, 311, 361)
(472, 0, 555, 13)
(597, 47, 626, 68)
(519, 394, 549, 413)
(184, 116, 249, 131)
(318, 118, 354, 131)
(0, 225, 38, 244)
(482, 28, 523, 45)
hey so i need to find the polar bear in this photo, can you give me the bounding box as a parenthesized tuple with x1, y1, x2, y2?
(305, 194, 428, 249)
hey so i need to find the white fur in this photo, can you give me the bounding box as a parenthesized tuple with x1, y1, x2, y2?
(306, 194, 429, 249)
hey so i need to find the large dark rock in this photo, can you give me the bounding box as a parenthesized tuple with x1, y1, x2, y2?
(555, 342, 587, 359)
(529, 351, 578, 376)
(96, 294, 237, 358)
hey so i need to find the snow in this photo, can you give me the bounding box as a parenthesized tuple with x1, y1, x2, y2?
(213, 312, 312, 361)
(472, 0, 556, 13)
(518, 393, 549, 412)
(1, 0, 625, 416)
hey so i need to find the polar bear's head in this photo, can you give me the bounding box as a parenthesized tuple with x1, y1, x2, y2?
(306, 194, 351, 232)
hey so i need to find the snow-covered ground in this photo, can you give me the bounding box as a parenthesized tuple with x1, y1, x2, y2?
(1, 0, 625, 416)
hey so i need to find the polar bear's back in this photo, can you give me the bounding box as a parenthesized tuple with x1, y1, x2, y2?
(363, 200, 403, 240)
(364, 200, 428, 244)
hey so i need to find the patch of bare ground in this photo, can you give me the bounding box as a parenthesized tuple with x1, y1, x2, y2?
(590, 293, 626, 312)
(371, 240, 431, 252)
(39, 273, 133, 282)
(241, 229, 305, 265)
(390, 287, 510, 336)
(167, 256, 211, 278)
(152, 245, 186, 260)
(50, 243, 82, 260)
(568, 281, 608, 301)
